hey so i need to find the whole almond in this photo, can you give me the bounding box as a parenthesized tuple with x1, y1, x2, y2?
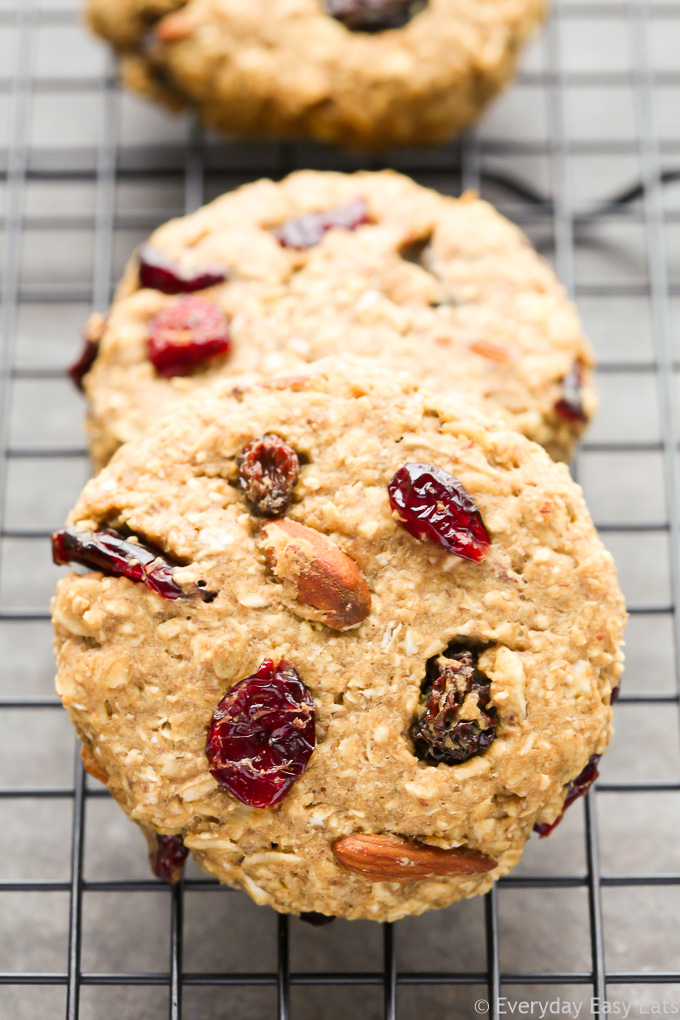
(260, 519, 371, 631)
(468, 338, 512, 363)
(154, 11, 195, 42)
(332, 833, 496, 883)
(81, 743, 108, 785)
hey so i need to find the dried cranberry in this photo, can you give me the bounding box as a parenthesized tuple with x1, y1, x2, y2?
(238, 434, 300, 517)
(299, 912, 336, 927)
(148, 296, 230, 377)
(68, 338, 99, 392)
(149, 833, 188, 884)
(206, 658, 315, 808)
(412, 648, 496, 765)
(388, 463, 490, 562)
(51, 526, 215, 602)
(555, 363, 587, 422)
(139, 245, 227, 294)
(325, 0, 426, 30)
(273, 198, 369, 250)
(534, 755, 601, 838)
(610, 684, 620, 705)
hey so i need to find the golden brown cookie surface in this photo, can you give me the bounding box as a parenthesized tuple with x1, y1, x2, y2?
(86, 0, 545, 148)
(53, 358, 625, 921)
(80, 171, 595, 469)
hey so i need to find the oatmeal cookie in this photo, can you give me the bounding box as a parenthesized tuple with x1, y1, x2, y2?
(85, 0, 545, 149)
(52, 357, 625, 922)
(78, 171, 595, 469)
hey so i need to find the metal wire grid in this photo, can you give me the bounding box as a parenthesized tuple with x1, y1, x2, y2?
(0, 1, 679, 1017)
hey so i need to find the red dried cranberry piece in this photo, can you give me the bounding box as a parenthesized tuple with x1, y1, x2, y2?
(206, 658, 315, 808)
(388, 462, 490, 562)
(51, 526, 215, 602)
(149, 833, 188, 884)
(300, 912, 336, 926)
(555, 363, 587, 422)
(563, 755, 601, 809)
(534, 755, 601, 838)
(139, 245, 227, 294)
(610, 684, 620, 705)
(148, 296, 230, 377)
(238, 434, 300, 517)
(325, 0, 427, 30)
(273, 198, 369, 250)
(68, 338, 99, 392)
(412, 649, 496, 765)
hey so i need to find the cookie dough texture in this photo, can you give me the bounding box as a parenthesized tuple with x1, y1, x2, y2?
(53, 358, 625, 922)
(85, 0, 545, 149)
(84, 170, 595, 470)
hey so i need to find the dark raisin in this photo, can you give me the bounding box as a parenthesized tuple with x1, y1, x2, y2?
(148, 296, 230, 377)
(139, 245, 227, 295)
(325, 0, 427, 31)
(398, 232, 432, 266)
(610, 684, 620, 705)
(299, 912, 336, 926)
(534, 755, 601, 838)
(206, 658, 315, 808)
(51, 526, 215, 602)
(238, 434, 300, 517)
(555, 363, 587, 422)
(412, 648, 496, 765)
(273, 198, 369, 250)
(68, 338, 99, 392)
(149, 833, 188, 884)
(388, 462, 490, 562)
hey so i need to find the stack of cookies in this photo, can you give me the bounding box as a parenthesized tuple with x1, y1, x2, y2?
(51, 171, 626, 922)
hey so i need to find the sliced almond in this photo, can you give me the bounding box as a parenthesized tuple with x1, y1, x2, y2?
(332, 833, 496, 883)
(81, 743, 108, 785)
(260, 519, 371, 631)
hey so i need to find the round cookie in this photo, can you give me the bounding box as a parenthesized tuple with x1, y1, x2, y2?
(85, 0, 545, 149)
(52, 357, 625, 922)
(78, 170, 596, 469)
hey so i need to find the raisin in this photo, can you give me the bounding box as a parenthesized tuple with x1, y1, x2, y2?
(388, 462, 490, 562)
(206, 658, 315, 808)
(148, 296, 230, 377)
(555, 363, 587, 422)
(325, 0, 427, 31)
(398, 232, 432, 266)
(68, 338, 99, 392)
(51, 526, 215, 602)
(273, 198, 369, 250)
(412, 648, 496, 765)
(238, 434, 300, 517)
(149, 833, 188, 884)
(139, 245, 227, 294)
(534, 755, 601, 838)
(299, 912, 336, 927)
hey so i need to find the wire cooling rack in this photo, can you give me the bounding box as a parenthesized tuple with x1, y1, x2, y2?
(1, 1, 680, 1018)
